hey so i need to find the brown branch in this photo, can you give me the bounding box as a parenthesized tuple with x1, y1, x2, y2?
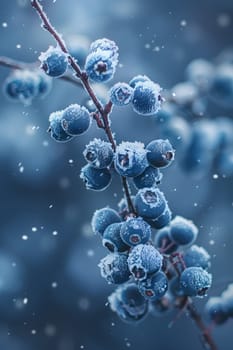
(30, 0, 135, 214)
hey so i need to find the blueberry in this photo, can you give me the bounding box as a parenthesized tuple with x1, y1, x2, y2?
(159, 116, 191, 151)
(154, 227, 178, 254)
(48, 110, 73, 142)
(169, 216, 198, 246)
(4, 69, 39, 105)
(85, 49, 118, 83)
(110, 82, 133, 106)
(91, 207, 121, 236)
(61, 104, 91, 136)
(132, 80, 162, 116)
(128, 244, 163, 280)
(83, 138, 114, 169)
(108, 283, 149, 323)
(90, 38, 119, 56)
(114, 141, 148, 177)
(171, 81, 198, 105)
(129, 75, 151, 88)
(36, 70, 52, 98)
(98, 253, 130, 284)
(134, 187, 167, 220)
(120, 217, 151, 246)
(133, 166, 163, 189)
(180, 267, 212, 297)
(205, 297, 228, 324)
(146, 139, 175, 168)
(39, 46, 69, 77)
(148, 204, 172, 229)
(186, 58, 214, 91)
(102, 223, 129, 252)
(183, 245, 211, 270)
(80, 164, 112, 191)
(138, 271, 168, 300)
(209, 63, 233, 108)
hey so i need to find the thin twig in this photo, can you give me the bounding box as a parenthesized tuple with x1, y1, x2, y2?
(30, 0, 135, 214)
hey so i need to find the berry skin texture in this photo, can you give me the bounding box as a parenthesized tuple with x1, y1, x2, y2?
(85, 49, 118, 83)
(134, 187, 167, 220)
(39, 46, 69, 77)
(4, 70, 40, 105)
(49, 110, 73, 142)
(169, 216, 198, 246)
(180, 267, 212, 297)
(133, 166, 163, 189)
(138, 271, 168, 300)
(120, 217, 151, 246)
(91, 207, 121, 236)
(108, 283, 149, 323)
(148, 204, 172, 229)
(205, 297, 228, 325)
(102, 223, 129, 253)
(83, 139, 114, 169)
(183, 245, 211, 270)
(61, 104, 91, 136)
(127, 244, 163, 281)
(110, 82, 133, 106)
(146, 139, 175, 168)
(132, 80, 162, 116)
(114, 142, 148, 177)
(90, 38, 119, 56)
(80, 164, 112, 191)
(129, 75, 151, 88)
(98, 253, 130, 284)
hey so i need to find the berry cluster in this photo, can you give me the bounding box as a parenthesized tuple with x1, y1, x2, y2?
(205, 284, 233, 325)
(3, 68, 52, 105)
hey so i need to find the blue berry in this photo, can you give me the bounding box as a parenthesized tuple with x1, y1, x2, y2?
(83, 138, 113, 169)
(36, 70, 52, 98)
(91, 207, 121, 236)
(186, 58, 214, 91)
(80, 164, 112, 191)
(180, 267, 212, 297)
(169, 216, 198, 246)
(205, 297, 228, 324)
(132, 80, 162, 116)
(98, 253, 130, 284)
(133, 166, 163, 189)
(4, 69, 39, 105)
(183, 245, 211, 270)
(134, 187, 167, 220)
(138, 271, 168, 300)
(102, 223, 129, 252)
(129, 75, 151, 88)
(108, 283, 149, 323)
(146, 139, 175, 168)
(149, 204, 172, 229)
(61, 104, 91, 136)
(171, 81, 198, 105)
(120, 217, 151, 246)
(90, 38, 119, 57)
(114, 142, 148, 177)
(85, 49, 118, 83)
(48, 110, 73, 142)
(110, 82, 133, 106)
(154, 227, 178, 254)
(128, 244, 163, 280)
(209, 64, 233, 108)
(39, 46, 69, 77)
(159, 116, 191, 151)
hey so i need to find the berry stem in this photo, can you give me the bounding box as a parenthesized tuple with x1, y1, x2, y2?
(30, 0, 136, 214)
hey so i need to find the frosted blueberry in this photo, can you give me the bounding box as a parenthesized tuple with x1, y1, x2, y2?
(169, 216, 198, 246)
(39, 46, 69, 77)
(133, 166, 163, 189)
(180, 267, 212, 297)
(148, 204, 172, 229)
(146, 139, 175, 168)
(90, 38, 119, 57)
(129, 75, 151, 88)
(132, 80, 162, 116)
(110, 82, 133, 106)
(80, 164, 112, 191)
(128, 244, 163, 280)
(183, 245, 211, 270)
(102, 223, 129, 253)
(120, 217, 151, 246)
(138, 271, 168, 300)
(83, 139, 114, 169)
(85, 49, 118, 83)
(99, 253, 130, 284)
(61, 104, 91, 136)
(91, 207, 121, 236)
(134, 187, 167, 220)
(49, 110, 73, 142)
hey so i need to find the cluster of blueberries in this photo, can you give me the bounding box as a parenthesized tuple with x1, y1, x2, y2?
(154, 55, 233, 177)
(205, 283, 233, 325)
(3, 68, 52, 105)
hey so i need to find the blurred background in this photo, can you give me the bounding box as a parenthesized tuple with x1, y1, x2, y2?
(0, 0, 233, 349)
